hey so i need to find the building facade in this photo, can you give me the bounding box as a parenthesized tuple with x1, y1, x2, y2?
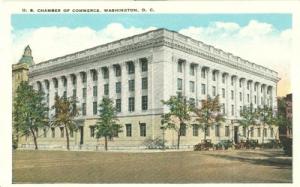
(21, 29, 280, 150)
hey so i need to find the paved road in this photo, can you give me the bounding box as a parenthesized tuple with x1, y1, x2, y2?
(13, 149, 292, 183)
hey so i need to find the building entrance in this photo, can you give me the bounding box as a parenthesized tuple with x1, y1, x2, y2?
(234, 126, 239, 144)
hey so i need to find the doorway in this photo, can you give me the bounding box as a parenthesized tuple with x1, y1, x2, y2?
(79, 126, 84, 145)
(234, 126, 239, 144)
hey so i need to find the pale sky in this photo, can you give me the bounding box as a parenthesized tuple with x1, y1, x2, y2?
(11, 14, 292, 96)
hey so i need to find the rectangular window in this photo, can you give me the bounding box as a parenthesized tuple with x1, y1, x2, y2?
(128, 62, 135, 74)
(60, 127, 64, 138)
(103, 69, 109, 79)
(177, 61, 183, 73)
(113, 128, 119, 137)
(126, 124, 132, 137)
(189, 98, 195, 107)
(222, 75, 225, 84)
(190, 81, 195, 93)
(222, 88, 225, 98)
(177, 78, 183, 91)
(180, 123, 186, 136)
(231, 90, 234, 100)
(43, 128, 47, 138)
(82, 88, 87, 99)
(231, 77, 234, 86)
(201, 69, 206, 78)
(231, 105, 234, 116)
(254, 95, 257, 104)
(271, 128, 274, 137)
(212, 86, 216, 96)
(90, 126, 95, 138)
(192, 124, 199, 136)
(201, 84, 206, 95)
(70, 129, 73, 138)
(142, 96, 148, 110)
(63, 91, 67, 98)
(205, 126, 210, 136)
(93, 102, 97, 115)
(222, 103, 226, 115)
(140, 123, 146, 137)
(141, 60, 148, 72)
(82, 103, 86, 116)
(212, 72, 216, 81)
(215, 125, 220, 137)
(51, 128, 55, 138)
(92, 72, 98, 81)
(247, 82, 250, 90)
(247, 94, 250, 103)
(82, 73, 87, 83)
(240, 106, 242, 116)
(115, 66, 121, 77)
(128, 80, 135, 91)
(257, 128, 261, 137)
(264, 128, 267, 137)
(93, 86, 97, 97)
(142, 77, 148, 90)
(116, 99, 121, 112)
(104, 84, 109, 95)
(73, 89, 76, 98)
(128, 97, 135, 112)
(243, 127, 246, 137)
(251, 127, 254, 137)
(72, 77, 76, 85)
(116, 82, 121, 93)
(239, 80, 242, 88)
(239, 92, 242, 101)
(190, 65, 195, 76)
(254, 85, 257, 91)
(225, 126, 230, 137)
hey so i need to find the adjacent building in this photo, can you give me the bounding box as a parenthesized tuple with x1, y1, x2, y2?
(18, 29, 280, 150)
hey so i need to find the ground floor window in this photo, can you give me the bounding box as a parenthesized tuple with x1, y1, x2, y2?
(263, 128, 267, 137)
(180, 123, 186, 136)
(126, 124, 132, 137)
(257, 128, 261, 137)
(140, 123, 146, 137)
(60, 127, 64, 138)
(225, 126, 230, 137)
(250, 127, 254, 137)
(192, 124, 198, 136)
(215, 125, 220, 137)
(90, 126, 95, 138)
(270, 128, 274, 137)
(51, 127, 55, 138)
(43, 128, 47, 138)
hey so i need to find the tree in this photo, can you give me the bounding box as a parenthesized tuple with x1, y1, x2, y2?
(94, 97, 122, 151)
(238, 103, 258, 141)
(193, 95, 225, 141)
(51, 95, 79, 150)
(257, 105, 277, 144)
(161, 95, 192, 149)
(13, 81, 48, 150)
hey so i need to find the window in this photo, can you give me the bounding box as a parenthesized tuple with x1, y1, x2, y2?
(177, 78, 183, 91)
(231, 105, 234, 116)
(140, 123, 146, 137)
(225, 126, 230, 137)
(43, 128, 47, 138)
(72, 76, 76, 85)
(261, 86, 263, 93)
(113, 128, 119, 137)
(142, 77, 148, 90)
(254, 95, 257, 104)
(115, 66, 121, 77)
(257, 128, 261, 137)
(239, 80, 242, 88)
(205, 126, 210, 136)
(180, 123, 186, 136)
(247, 94, 250, 103)
(240, 106, 242, 116)
(63, 78, 67, 87)
(73, 89, 76, 98)
(222, 88, 225, 98)
(93, 102, 97, 115)
(177, 61, 183, 73)
(128, 62, 135, 74)
(222, 103, 226, 115)
(212, 72, 216, 81)
(263, 128, 267, 137)
(141, 59, 148, 72)
(192, 124, 199, 136)
(231, 90, 234, 100)
(90, 126, 95, 138)
(51, 128, 55, 138)
(239, 92, 242, 101)
(60, 127, 64, 138)
(82, 103, 86, 116)
(250, 127, 254, 137)
(190, 81, 195, 93)
(126, 124, 132, 137)
(116, 99, 121, 112)
(142, 96, 148, 110)
(104, 84, 109, 95)
(222, 74, 226, 83)
(189, 98, 195, 107)
(254, 85, 257, 91)
(212, 86, 216, 96)
(271, 128, 274, 137)
(116, 82, 121, 93)
(103, 68, 109, 79)
(201, 84, 206, 95)
(81, 72, 87, 83)
(128, 97, 135, 112)
(190, 65, 195, 76)
(201, 69, 206, 78)
(243, 127, 246, 137)
(247, 82, 250, 90)
(215, 125, 220, 137)
(93, 86, 97, 97)
(92, 71, 98, 81)
(63, 91, 67, 98)
(82, 88, 87, 99)
(129, 80, 135, 91)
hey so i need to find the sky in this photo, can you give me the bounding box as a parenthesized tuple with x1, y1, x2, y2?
(11, 14, 292, 96)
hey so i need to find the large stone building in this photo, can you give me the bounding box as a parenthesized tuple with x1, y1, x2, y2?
(20, 29, 280, 150)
